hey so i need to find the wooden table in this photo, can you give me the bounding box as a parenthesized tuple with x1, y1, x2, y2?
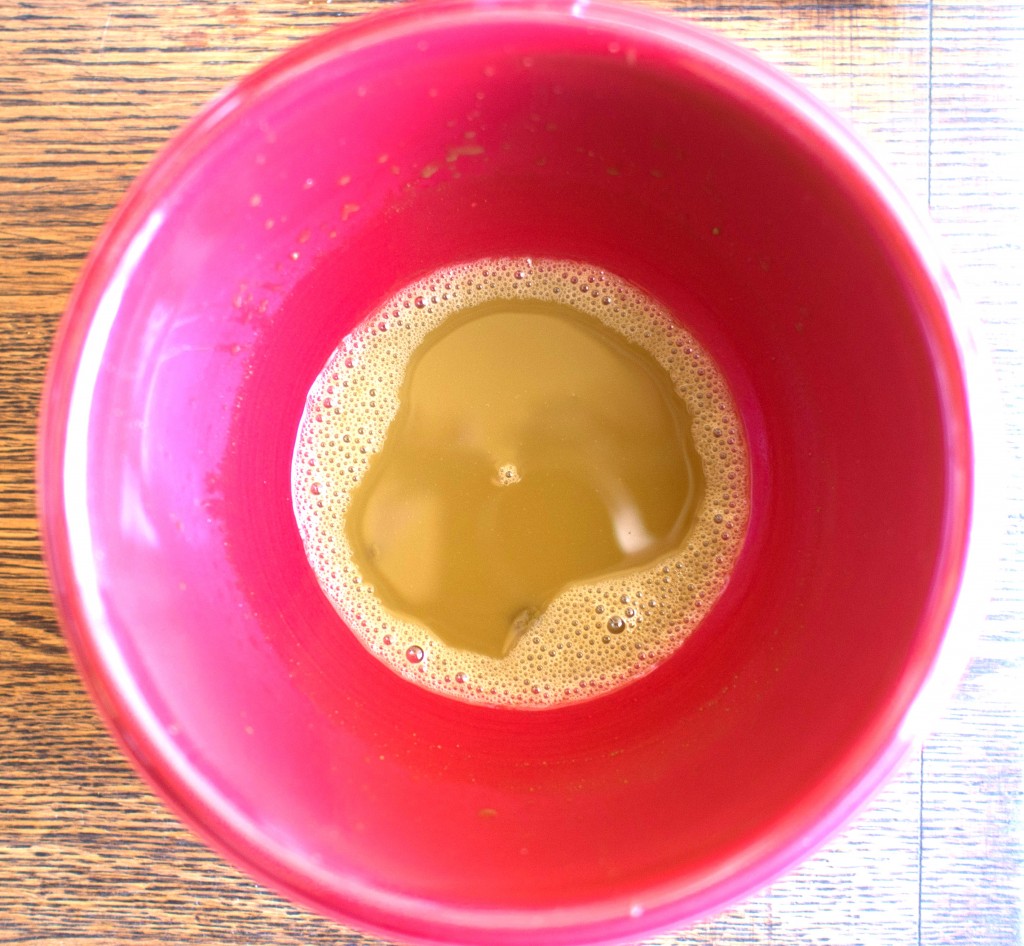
(1, 1, 1021, 943)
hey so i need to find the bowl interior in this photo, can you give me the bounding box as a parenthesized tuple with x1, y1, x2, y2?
(44, 4, 968, 944)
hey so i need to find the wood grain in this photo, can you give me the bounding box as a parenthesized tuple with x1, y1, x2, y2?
(921, 2, 1024, 943)
(1, 1, 1020, 944)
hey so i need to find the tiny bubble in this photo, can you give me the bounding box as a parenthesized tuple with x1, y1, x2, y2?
(607, 616, 626, 634)
(406, 645, 424, 664)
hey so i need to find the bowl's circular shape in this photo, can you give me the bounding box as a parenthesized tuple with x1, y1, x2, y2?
(38, 2, 989, 944)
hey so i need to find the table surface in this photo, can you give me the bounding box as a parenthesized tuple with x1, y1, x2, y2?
(1, 1, 1021, 944)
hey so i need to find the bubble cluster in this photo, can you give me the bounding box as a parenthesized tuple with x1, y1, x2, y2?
(292, 258, 749, 708)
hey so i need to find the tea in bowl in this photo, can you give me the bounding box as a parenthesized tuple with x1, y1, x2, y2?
(38, 2, 986, 944)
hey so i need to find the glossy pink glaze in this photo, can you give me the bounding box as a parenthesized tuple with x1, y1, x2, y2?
(38, 2, 982, 944)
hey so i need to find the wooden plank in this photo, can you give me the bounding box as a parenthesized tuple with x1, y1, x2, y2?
(919, 2, 1024, 944)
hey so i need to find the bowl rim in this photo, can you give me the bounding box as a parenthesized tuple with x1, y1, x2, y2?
(36, 2, 993, 944)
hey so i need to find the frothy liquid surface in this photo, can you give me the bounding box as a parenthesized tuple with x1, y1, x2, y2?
(292, 259, 748, 707)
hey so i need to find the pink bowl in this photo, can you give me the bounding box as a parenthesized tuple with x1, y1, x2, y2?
(38, 2, 988, 944)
